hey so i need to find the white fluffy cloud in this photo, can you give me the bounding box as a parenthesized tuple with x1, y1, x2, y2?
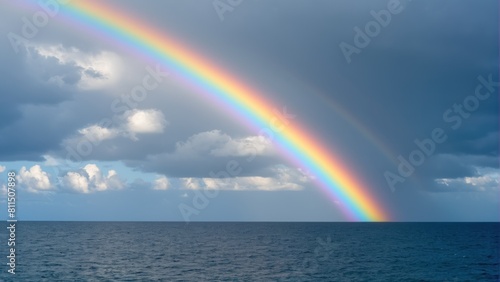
(210, 135, 274, 157)
(17, 165, 52, 193)
(30, 44, 123, 90)
(64, 171, 89, 194)
(66, 108, 167, 146)
(62, 164, 124, 194)
(435, 167, 500, 192)
(182, 178, 202, 190)
(180, 166, 309, 191)
(175, 130, 275, 157)
(0, 165, 5, 173)
(78, 125, 119, 143)
(153, 176, 170, 190)
(125, 109, 166, 134)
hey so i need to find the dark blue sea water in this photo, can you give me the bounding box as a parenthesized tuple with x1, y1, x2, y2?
(0, 222, 498, 281)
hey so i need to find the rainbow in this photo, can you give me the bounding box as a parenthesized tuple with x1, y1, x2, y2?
(18, 0, 389, 221)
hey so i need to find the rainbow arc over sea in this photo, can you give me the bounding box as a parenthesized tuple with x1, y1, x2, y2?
(34, 0, 390, 221)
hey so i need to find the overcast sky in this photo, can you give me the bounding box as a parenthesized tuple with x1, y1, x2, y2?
(0, 0, 498, 221)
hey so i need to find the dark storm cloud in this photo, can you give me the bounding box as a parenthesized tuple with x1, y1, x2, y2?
(321, 0, 498, 195)
(0, 45, 78, 160)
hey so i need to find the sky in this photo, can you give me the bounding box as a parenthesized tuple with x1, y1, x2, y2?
(0, 0, 498, 221)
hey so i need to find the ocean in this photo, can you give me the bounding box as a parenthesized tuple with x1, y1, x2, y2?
(0, 222, 498, 281)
